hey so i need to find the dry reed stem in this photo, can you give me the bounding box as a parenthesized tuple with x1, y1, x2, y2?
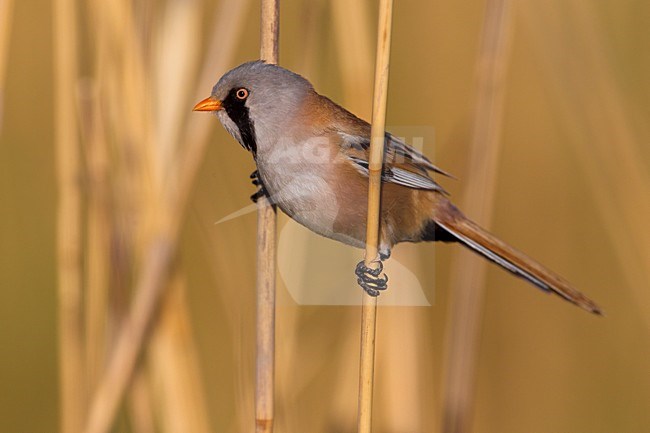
(358, 1, 394, 432)
(77, 81, 110, 398)
(0, 0, 13, 131)
(441, 1, 513, 432)
(257, 3, 279, 432)
(357, 295, 378, 433)
(256, 211, 276, 433)
(260, 0, 280, 63)
(53, 0, 85, 431)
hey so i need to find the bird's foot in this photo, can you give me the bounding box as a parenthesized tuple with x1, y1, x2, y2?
(355, 259, 388, 297)
(250, 170, 269, 203)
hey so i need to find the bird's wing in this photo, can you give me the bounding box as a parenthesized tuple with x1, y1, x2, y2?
(311, 94, 452, 192)
(337, 130, 450, 193)
(383, 133, 454, 178)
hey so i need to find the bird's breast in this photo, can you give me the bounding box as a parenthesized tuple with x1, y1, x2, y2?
(255, 140, 365, 248)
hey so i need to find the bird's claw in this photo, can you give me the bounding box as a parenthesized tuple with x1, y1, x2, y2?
(250, 170, 268, 203)
(250, 170, 261, 186)
(355, 260, 388, 297)
(250, 188, 267, 203)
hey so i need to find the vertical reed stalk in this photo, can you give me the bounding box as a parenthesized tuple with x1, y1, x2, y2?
(442, 1, 513, 432)
(358, 1, 394, 432)
(257, 3, 279, 432)
(77, 82, 110, 399)
(53, 0, 85, 432)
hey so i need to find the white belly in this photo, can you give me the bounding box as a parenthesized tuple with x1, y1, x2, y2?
(255, 144, 364, 249)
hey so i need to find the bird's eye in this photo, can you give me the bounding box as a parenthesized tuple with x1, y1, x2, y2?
(236, 88, 249, 100)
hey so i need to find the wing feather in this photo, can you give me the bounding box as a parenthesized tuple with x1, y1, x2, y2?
(347, 156, 448, 194)
(338, 131, 452, 193)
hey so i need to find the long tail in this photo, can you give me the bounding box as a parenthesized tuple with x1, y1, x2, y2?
(434, 208, 603, 315)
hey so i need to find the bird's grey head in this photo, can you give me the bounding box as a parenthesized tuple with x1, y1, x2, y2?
(205, 61, 314, 156)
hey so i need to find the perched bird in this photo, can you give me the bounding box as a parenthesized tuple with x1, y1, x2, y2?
(194, 60, 602, 315)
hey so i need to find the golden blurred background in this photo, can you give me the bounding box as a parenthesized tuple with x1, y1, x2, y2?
(1, 0, 649, 432)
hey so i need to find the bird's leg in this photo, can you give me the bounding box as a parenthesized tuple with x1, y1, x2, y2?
(355, 255, 389, 297)
(250, 170, 269, 203)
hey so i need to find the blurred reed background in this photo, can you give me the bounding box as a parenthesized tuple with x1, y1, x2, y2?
(1, 0, 649, 432)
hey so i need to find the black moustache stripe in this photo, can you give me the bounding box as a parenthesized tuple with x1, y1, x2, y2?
(222, 88, 257, 156)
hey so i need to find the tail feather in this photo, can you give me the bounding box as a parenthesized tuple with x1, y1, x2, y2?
(436, 217, 603, 315)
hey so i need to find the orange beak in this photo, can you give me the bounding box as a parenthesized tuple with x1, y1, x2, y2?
(193, 96, 223, 112)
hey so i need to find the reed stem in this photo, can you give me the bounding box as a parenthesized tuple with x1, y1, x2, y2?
(358, 1, 394, 432)
(256, 3, 279, 432)
(53, 0, 85, 431)
(77, 82, 110, 401)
